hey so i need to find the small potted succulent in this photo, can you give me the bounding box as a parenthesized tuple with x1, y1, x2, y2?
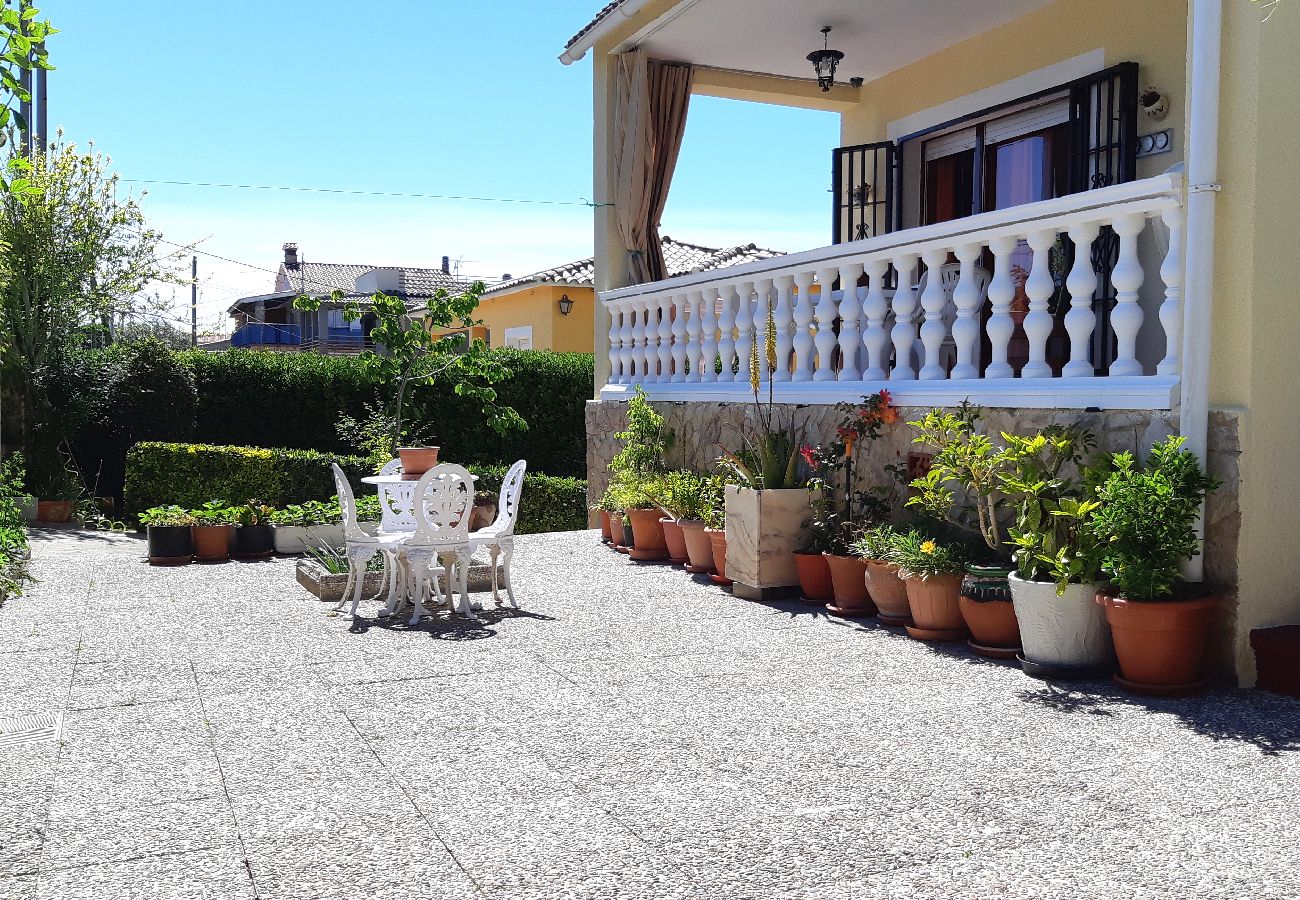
(1090, 436, 1221, 695)
(233, 500, 276, 558)
(852, 525, 910, 624)
(887, 530, 970, 642)
(191, 500, 236, 561)
(139, 505, 195, 565)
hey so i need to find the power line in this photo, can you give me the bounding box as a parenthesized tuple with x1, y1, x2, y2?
(121, 178, 603, 207)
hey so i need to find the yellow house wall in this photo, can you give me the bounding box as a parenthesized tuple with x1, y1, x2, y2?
(470, 285, 596, 353)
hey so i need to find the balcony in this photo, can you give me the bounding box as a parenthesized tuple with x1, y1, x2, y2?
(599, 173, 1185, 410)
(231, 323, 301, 349)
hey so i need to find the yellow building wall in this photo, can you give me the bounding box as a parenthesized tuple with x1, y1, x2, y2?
(468, 284, 596, 353)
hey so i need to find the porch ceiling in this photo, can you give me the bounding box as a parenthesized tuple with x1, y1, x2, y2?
(621, 0, 1055, 84)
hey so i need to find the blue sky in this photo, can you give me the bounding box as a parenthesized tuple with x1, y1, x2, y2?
(42, 1, 838, 333)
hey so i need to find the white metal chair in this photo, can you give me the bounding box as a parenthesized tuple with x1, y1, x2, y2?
(377, 458, 403, 477)
(467, 459, 526, 609)
(400, 463, 475, 626)
(330, 463, 407, 619)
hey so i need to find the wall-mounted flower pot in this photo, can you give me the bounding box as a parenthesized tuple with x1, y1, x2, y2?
(660, 518, 689, 565)
(1098, 591, 1220, 695)
(397, 446, 440, 479)
(864, 560, 910, 624)
(598, 509, 613, 543)
(626, 508, 669, 561)
(724, 486, 808, 600)
(824, 553, 875, 617)
(1009, 574, 1111, 679)
(793, 550, 833, 604)
(192, 524, 233, 562)
(146, 525, 192, 565)
(234, 524, 274, 559)
(959, 564, 1021, 658)
(705, 528, 732, 586)
(904, 573, 968, 641)
(679, 520, 715, 574)
(36, 500, 72, 524)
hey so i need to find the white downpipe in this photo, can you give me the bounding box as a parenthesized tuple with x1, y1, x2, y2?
(1180, 0, 1223, 582)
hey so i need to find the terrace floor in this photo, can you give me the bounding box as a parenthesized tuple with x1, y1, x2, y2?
(2, 528, 1299, 900)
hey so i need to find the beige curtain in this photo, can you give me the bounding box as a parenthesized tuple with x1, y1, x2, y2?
(613, 50, 692, 283)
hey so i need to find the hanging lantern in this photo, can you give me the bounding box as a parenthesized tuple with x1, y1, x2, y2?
(806, 26, 844, 92)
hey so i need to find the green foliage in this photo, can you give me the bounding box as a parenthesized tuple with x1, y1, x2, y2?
(232, 499, 274, 527)
(138, 504, 195, 527)
(269, 499, 341, 527)
(610, 387, 672, 480)
(0, 451, 31, 601)
(125, 442, 586, 535)
(1088, 436, 1219, 600)
(643, 469, 721, 521)
(0, 2, 56, 196)
(885, 530, 970, 580)
(193, 500, 237, 526)
(852, 524, 904, 562)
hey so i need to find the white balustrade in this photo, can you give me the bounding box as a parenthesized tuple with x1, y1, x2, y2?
(598, 173, 1187, 410)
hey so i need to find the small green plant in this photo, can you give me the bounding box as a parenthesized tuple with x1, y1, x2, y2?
(193, 500, 237, 525)
(1088, 436, 1219, 601)
(644, 470, 719, 522)
(233, 500, 274, 527)
(138, 505, 196, 527)
(610, 387, 672, 481)
(304, 539, 381, 574)
(886, 531, 970, 580)
(852, 524, 903, 562)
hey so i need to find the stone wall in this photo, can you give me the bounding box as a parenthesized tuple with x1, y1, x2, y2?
(586, 398, 1244, 681)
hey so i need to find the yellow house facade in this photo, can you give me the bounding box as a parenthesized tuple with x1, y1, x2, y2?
(567, 0, 1300, 685)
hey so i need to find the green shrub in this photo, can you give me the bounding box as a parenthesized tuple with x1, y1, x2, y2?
(125, 442, 588, 534)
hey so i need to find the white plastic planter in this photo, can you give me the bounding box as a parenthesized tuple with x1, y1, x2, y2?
(1009, 573, 1111, 672)
(272, 524, 308, 554)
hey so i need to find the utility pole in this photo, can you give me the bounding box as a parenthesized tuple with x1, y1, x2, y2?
(191, 256, 198, 347)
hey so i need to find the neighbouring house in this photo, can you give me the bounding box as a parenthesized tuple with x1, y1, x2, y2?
(224, 243, 469, 354)
(565, 0, 1300, 685)
(439, 236, 783, 351)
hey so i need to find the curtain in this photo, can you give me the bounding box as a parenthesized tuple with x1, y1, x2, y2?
(613, 50, 692, 284)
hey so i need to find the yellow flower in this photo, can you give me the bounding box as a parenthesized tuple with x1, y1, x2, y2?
(749, 338, 761, 394)
(920, 540, 937, 554)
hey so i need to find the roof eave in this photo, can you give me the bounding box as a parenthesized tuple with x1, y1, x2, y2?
(559, 0, 658, 64)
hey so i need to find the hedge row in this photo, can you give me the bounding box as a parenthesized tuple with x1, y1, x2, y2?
(46, 341, 593, 508)
(124, 442, 587, 535)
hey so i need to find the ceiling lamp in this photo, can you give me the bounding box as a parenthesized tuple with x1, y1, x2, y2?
(806, 26, 844, 92)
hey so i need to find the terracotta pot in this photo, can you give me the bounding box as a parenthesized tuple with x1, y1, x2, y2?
(705, 528, 732, 585)
(1098, 591, 1220, 695)
(397, 446, 440, 478)
(823, 553, 875, 617)
(959, 565, 1021, 657)
(679, 520, 715, 573)
(36, 500, 72, 523)
(626, 508, 669, 561)
(793, 551, 834, 604)
(598, 509, 613, 543)
(864, 559, 910, 623)
(609, 512, 626, 549)
(904, 573, 967, 640)
(191, 524, 233, 561)
(660, 518, 689, 564)
(1009, 574, 1111, 677)
(471, 501, 497, 531)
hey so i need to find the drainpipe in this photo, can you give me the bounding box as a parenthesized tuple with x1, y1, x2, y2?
(1179, 0, 1223, 583)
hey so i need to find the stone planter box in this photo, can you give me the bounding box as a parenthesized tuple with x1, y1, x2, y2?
(723, 485, 809, 601)
(295, 552, 504, 604)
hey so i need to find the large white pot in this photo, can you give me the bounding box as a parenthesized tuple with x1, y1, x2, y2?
(1009, 573, 1111, 670)
(272, 524, 308, 554)
(305, 523, 346, 549)
(723, 485, 811, 600)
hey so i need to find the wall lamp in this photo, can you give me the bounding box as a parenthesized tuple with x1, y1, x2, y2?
(558, 293, 574, 315)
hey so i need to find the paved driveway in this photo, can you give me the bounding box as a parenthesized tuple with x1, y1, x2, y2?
(2, 528, 1299, 900)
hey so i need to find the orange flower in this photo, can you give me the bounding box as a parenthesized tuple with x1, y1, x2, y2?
(877, 406, 899, 425)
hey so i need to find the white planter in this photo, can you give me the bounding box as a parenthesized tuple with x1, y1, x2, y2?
(723, 485, 811, 600)
(1009, 573, 1111, 671)
(305, 523, 346, 549)
(272, 524, 308, 554)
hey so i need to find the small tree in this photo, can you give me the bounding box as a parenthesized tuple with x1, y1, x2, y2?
(0, 1, 56, 197)
(293, 284, 524, 467)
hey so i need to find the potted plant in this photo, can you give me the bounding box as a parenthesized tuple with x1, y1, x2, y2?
(1000, 426, 1111, 679)
(646, 470, 716, 566)
(888, 530, 970, 641)
(793, 512, 835, 605)
(607, 387, 673, 560)
(397, 446, 440, 478)
(471, 489, 498, 531)
(703, 497, 731, 587)
(34, 463, 82, 524)
(673, 475, 723, 575)
(594, 486, 620, 545)
(139, 505, 195, 565)
(852, 525, 910, 624)
(192, 501, 235, 562)
(804, 392, 901, 618)
(233, 500, 275, 559)
(271, 503, 312, 554)
(907, 406, 1021, 657)
(1090, 436, 1221, 695)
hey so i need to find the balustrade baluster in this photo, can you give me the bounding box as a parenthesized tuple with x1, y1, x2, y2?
(670, 293, 688, 383)
(629, 299, 647, 382)
(812, 267, 839, 381)
(985, 237, 1017, 378)
(619, 299, 637, 384)
(683, 290, 702, 383)
(1109, 213, 1146, 376)
(655, 296, 673, 382)
(791, 273, 815, 381)
(607, 301, 623, 384)
(700, 287, 720, 384)
(918, 249, 950, 380)
(774, 275, 796, 382)
(753, 278, 773, 383)
(1021, 230, 1057, 379)
(861, 259, 889, 380)
(836, 262, 864, 380)
(950, 244, 982, 381)
(889, 254, 918, 380)
(717, 284, 737, 383)
(1157, 207, 1184, 376)
(734, 281, 754, 386)
(1062, 222, 1100, 378)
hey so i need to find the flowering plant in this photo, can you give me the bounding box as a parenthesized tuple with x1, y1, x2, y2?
(886, 530, 970, 580)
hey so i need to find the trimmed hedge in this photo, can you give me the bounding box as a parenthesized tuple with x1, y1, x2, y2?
(125, 441, 587, 534)
(51, 343, 593, 508)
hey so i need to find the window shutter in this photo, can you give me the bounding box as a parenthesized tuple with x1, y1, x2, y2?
(1067, 61, 1139, 193)
(832, 141, 896, 244)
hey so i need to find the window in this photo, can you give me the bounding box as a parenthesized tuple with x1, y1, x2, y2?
(503, 326, 533, 350)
